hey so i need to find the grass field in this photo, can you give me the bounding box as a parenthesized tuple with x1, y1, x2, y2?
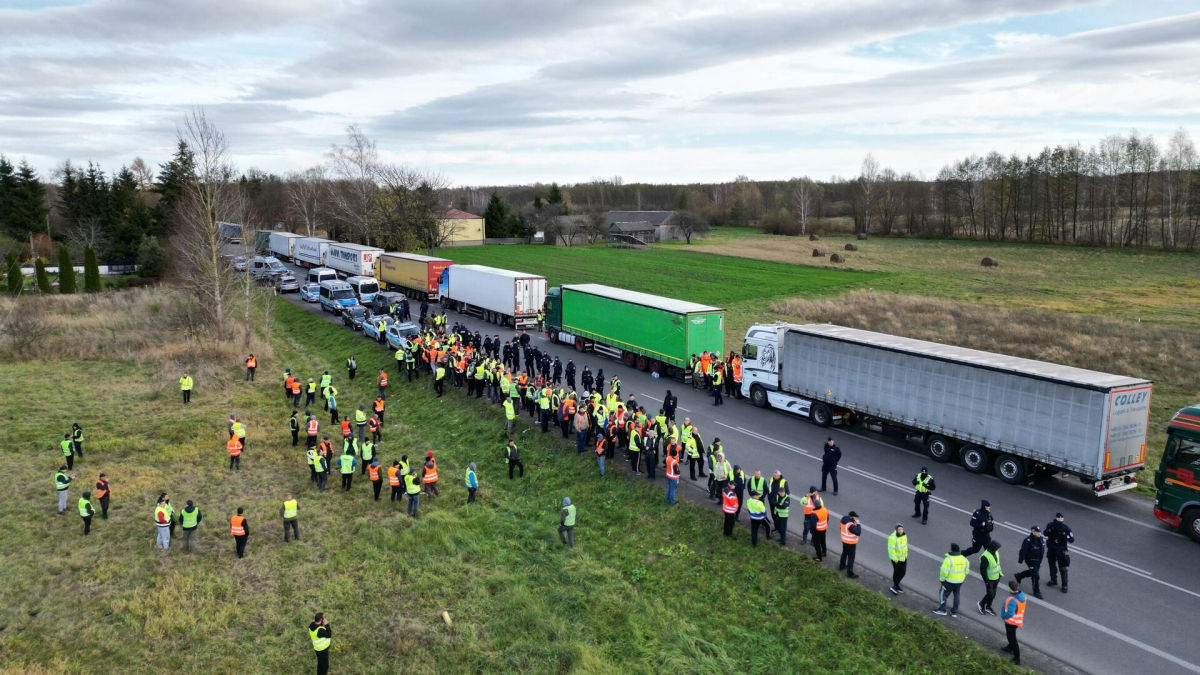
(0, 291, 1015, 673)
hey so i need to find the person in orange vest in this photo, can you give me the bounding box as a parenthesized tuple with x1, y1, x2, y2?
(812, 502, 829, 561)
(373, 396, 386, 427)
(839, 511, 862, 578)
(368, 415, 381, 444)
(94, 472, 111, 519)
(801, 486, 822, 545)
(226, 435, 243, 471)
(721, 483, 739, 536)
(665, 448, 680, 505)
(230, 506, 249, 558)
(284, 370, 294, 402)
(1000, 579, 1027, 665)
(387, 461, 402, 504)
(305, 412, 319, 449)
(422, 452, 439, 497)
(245, 354, 257, 381)
(290, 376, 302, 407)
(368, 459, 383, 501)
(377, 369, 389, 399)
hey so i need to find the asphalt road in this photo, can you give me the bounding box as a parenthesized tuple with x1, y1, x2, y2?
(273, 257, 1199, 674)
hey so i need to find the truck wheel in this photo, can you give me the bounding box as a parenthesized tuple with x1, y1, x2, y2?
(622, 351, 636, 367)
(810, 402, 832, 427)
(926, 435, 956, 463)
(994, 454, 1026, 484)
(960, 445, 990, 473)
(750, 384, 769, 409)
(636, 355, 649, 371)
(648, 360, 661, 375)
(1182, 508, 1200, 543)
(574, 337, 585, 351)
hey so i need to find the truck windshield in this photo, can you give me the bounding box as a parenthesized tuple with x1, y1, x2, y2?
(1167, 436, 1200, 468)
(332, 289, 355, 300)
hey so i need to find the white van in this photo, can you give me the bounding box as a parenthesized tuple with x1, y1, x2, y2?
(345, 275, 380, 304)
(307, 267, 337, 285)
(319, 280, 358, 314)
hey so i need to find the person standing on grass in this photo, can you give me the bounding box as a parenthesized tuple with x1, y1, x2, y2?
(78, 491, 95, 535)
(820, 437, 841, 495)
(60, 433, 75, 470)
(306, 378, 317, 407)
(178, 500, 202, 552)
(232, 416, 247, 454)
(346, 354, 357, 381)
(291, 376, 302, 407)
(310, 612, 332, 675)
(839, 511, 861, 578)
(289, 411, 300, 447)
(887, 524, 908, 594)
(71, 423, 84, 459)
(465, 462, 479, 503)
(230, 507, 249, 558)
(504, 441, 524, 479)
(339, 446, 357, 491)
(933, 543, 970, 616)
(355, 406, 368, 443)
(558, 497, 576, 548)
(747, 491, 770, 547)
(423, 452, 440, 497)
(305, 412, 319, 448)
(227, 435, 243, 471)
(978, 541, 1003, 615)
(405, 470, 421, 517)
(721, 483, 739, 537)
(281, 494, 299, 542)
(772, 485, 790, 546)
(245, 353, 257, 381)
(179, 372, 194, 404)
(665, 448, 680, 505)
(373, 396, 386, 428)
(368, 458, 383, 501)
(388, 461, 402, 503)
(812, 502, 829, 562)
(360, 439, 375, 476)
(154, 495, 171, 550)
(1001, 580, 1027, 665)
(94, 472, 111, 519)
(55, 465, 73, 514)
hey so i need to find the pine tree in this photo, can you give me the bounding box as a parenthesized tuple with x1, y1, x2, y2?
(58, 245, 76, 293)
(548, 183, 564, 205)
(484, 192, 517, 238)
(0, 157, 17, 238)
(152, 140, 195, 234)
(5, 253, 21, 295)
(84, 246, 101, 292)
(12, 161, 48, 239)
(35, 258, 52, 293)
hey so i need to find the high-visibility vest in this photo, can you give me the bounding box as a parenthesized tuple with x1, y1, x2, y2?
(292, 380, 301, 394)
(464, 469, 476, 488)
(665, 456, 680, 479)
(230, 515, 246, 536)
(887, 532, 908, 562)
(246, 357, 257, 368)
(368, 464, 381, 481)
(306, 449, 316, 466)
(55, 472, 70, 490)
(320, 374, 331, 388)
(562, 504, 576, 527)
(379, 373, 388, 387)
(307, 419, 319, 436)
(95, 479, 109, 499)
(595, 438, 607, 456)
(61, 439, 73, 456)
(423, 460, 438, 483)
(747, 497, 767, 520)
(313, 457, 326, 474)
(73, 427, 84, 443)
(180, 507, 200, 528)
(404, 473, 421, 495)
(981, 549, 1003, 581)
(355, 409, 367, 424)
(774, 494, 790, 518)
(748, 476, 766, 495)
(78, 497, 92, 517)
(368, 418, 380, 433)
(361, 442, 374, 461)
(180, 376, 193, 390)
(685, 438, 699, 458)
(914, 473, 933, 493)
(940, 553, 969, 583)
(285, 376, 295, 391)
(308, 381, 317, 393)
(815, 507, 829, 531)
(232, 422, 246, 439)
(282, 499, 298, 519)
(840, 520, 859, 545)
(1003, 595, 1026, 627)
(388, 466, 400, 486)
(436, 367, 446, 381)
(503, 400, 515, 420)
(722, 491, 738, 514)
(310, 626, 331, 652)
(374, 398, 385, 413)
(226, 437, 243, 456)
(339, 454, 355, 474)
(802, 495, 816, 515)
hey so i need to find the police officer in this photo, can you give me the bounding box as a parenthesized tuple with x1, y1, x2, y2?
(1045, 513, 1074, 593)
(961, 500, 993, 556)
(1014, 525, 1046, 599)
(820, 437, 841, 495)
(911, 466, 935, 524)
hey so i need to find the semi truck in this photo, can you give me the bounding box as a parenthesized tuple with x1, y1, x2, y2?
(1154, 405, 1200, 541)
(740, 322, 1152, 495)
(252, 230, 271, 253)
(439, 264, 545, 329)
(375, 252, 454, 300)
(218, 222, 243, 243)
(294, 237, 334, 268)
(325, 243, 384, 278)
(268, 232, 306, 261)
(544, 283, 724, 378)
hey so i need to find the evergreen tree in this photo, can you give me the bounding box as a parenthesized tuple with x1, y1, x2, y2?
(484, 192, 520, 238)
(58, 245, 76, 293)
(548, 183, 564, 205)
(107, 167, 152, 262)
(0, 157, 17, 238)
(84, 246, 101, 292)
(35, 257, 52, 293)
(137, 234, 167, 278)
(12, 161, 48, 239)
(5, 253, 21, 295)
(152, 140, 194, 234)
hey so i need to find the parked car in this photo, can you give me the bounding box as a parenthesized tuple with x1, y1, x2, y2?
(299, 282, 321, 302)
(275, 273, 301, 293)
(361, 313, 395, 343)
(370, 291, 405, 316)
(384, 321, 421, 351)
(340, 305, 368, 330)
(233, 256, 249, 272)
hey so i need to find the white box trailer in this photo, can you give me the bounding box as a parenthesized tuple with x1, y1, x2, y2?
(268, 232, 305, 261)
(740, 323, 1152, 495)
(325, 243, 384, 278)
(294, 237, 334, 268)
(440, 264, 546, 329)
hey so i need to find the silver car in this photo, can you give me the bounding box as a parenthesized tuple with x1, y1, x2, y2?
(275, 274, 301, 293)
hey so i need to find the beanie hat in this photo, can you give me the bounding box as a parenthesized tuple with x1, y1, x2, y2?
(562, 497, 571, 507)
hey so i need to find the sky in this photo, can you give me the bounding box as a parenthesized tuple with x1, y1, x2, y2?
(1, 0, 1198, 186)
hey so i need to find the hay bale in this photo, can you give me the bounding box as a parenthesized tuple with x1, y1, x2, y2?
(844, 243, 858, 251)
(830, 253, 845, 263)
(808, 234, 820, 241)
(812, 248, 826, 257)
(857, 233, 868, 240)
(980, 257, 999, 267)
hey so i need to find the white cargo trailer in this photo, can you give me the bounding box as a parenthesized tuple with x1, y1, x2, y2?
(740, 323, 1152, 494)
(440, 264, 546, 329)
(294, 237, 334, 268)
(268, 232, 305, 261)
(325, 243, 384, 278)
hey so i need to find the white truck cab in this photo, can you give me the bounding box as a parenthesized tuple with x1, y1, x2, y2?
(740, 323, 841, 425)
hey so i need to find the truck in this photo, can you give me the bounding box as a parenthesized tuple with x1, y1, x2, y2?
(439, 264, 545, 329)
(1154, 405, 1200, 541)
(218, 222, 243, 243)
(740, 323, 1152, 495)
(544, 283, 724, 378)
(268, 232, 306, 261)
(252, 230, 271, 253)
(294, 237, 334, 268)
(374, 252, 454, 300)
(325, 243, 384, 279)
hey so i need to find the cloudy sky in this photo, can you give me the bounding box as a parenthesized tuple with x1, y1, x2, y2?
(1, 0, 1198, 185)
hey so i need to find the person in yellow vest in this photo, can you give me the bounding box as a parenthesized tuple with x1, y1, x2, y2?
(231, 416, 247, 453)
(434, 362, 446, 397)
(977, 541, 1003, 615)
(354, 406, 368, 443)
(1000, 580, 1027, 665)
(887, 524, 908, 594)
(912, 466, 935, 524)
(503, 397, 516, 435)
(309, 612, 332, 675)
(280, 493, 299, 542)
(78, 490, 95, 535)
(179, 372, 194, 404)
(404, 469, 421, 517)
(932, 543, 970, 616)
(558, 497, 576, 548)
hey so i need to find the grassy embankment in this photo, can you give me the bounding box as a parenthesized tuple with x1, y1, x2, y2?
(440, 234, 1200, 488)
(0, 290, 1014, 673)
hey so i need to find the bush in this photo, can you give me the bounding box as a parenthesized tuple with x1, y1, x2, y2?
(35, 258, 52, 293)
(84, 247, 102, 292)
(58, 245, 76, 294)
(5, 253, 21, 295)
(137, 235, 168, 278)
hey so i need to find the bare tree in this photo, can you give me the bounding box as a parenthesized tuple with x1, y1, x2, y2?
(327, 124, 379, 243)
(375, 164, 454, 253)
(790, 177, 820, 235)
(581, 211, 607, 244)
(673, 210, 710, 244)
(858, 154, 879, 234)
(286, 165, 328, 237)
(129, 156, 155, 194)
(1161, 128, 1196, 249)
(62, 216, 109, 251)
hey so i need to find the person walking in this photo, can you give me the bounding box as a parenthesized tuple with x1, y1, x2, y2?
(1045, 512, 1074, 593)
(54, 466, 73, 514)
(1000, 580, 1027, 665)
(377, 369, 388, 399)
(313, 450, 329, 492)
(61, 433, 75, 470)
(1014, 525, 1045, 598)
(812, 501, 829, 562)
(305, 413, 319, 449)
(721, 483, 739, 537)
(305, 378, 317, 407)
(820, 437, 841, 495)
(71, 423, 84, 459)
(772, 486, 790, 546)
(291, 376, 302, 407)
(558, 497, 576, 548)
(179, 372, 194, 404)
(367, 459, 382, 501)
(78, 491, 95, 535)
(747, 491, 771, 547)
(289, 411, 300, 447)
(404, 469, 421, 517)
(281, 494, 299, 542)
(388, 461, 402, 503)
(434, 362, 446, 397)
(309, 612, 332, 675)
(230, 507, 249, 558)
(354, 406, 368, 444)
(800, 487, 822, 545)
(504, 441, 524, 480)
(154, 495, 172, 550)
(932, 543, 970, 616)
(664, 448, 680, 505)
(346, 355, 357, 381)
(977, 541, 1003, 615)
(573, 407, 589, 453)
(94, 472, 111, 519)
(595, 434, 607, 476)
(887, 524, 908, 594)
(339, 447, 357, 491)
(227, 435, 243, 471)
(245, 353, 257, 381)
(838, 511, 861, 578)
(178, 499, 201, 552)
(911, 466, 935, 524)
(961, 500, 994, 556)
(465, 463, 479, 503)
(327, 386, 340, 424)
(373, 396, 386, 428)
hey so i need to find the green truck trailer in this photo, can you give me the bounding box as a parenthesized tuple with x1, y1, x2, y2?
(544, 283, 724, 379)
(1154, 404, 1200, 541)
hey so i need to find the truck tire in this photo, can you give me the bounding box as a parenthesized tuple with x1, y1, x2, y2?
(622, 351, 636, 367)
(926, 435, 956, 463)
(810, 402, 833, 427)
(994, 454, 1026, 484)
(636, 355, 649, 371)
(574, 337, 585, 351)
(750, 384, 769, 409)
(648, 360, 661, 375)
(960, 445, 990, 473)
(1183, 508, 1200, 543)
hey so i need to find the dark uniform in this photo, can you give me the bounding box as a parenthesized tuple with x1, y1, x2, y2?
(961, 500, 993, 556)
(1014, 527, 1045, 598)
(1044, 514, 1074, 593)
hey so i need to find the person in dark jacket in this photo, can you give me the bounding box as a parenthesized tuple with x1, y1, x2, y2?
(961, 500, 994, 556)
(838, 511, 862, 578)
(1044, 512, 1074, 593)
(820, 438, 841, 494)
(662, 390, 678, 422)
(309, 612, 332, 675)
(565, 359, 576, 389)
(977, 540, 1003, 615)
(911, 466, 935, 524)
(1014, 525, 1045, 598)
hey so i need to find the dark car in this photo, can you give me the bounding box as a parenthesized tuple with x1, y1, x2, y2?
(370, 291, 405, 316)
(340, 305, 368, 330)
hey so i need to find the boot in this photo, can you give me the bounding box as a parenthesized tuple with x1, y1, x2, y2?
(1061, 568, 1068, 593)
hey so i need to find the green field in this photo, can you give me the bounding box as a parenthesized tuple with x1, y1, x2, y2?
(0, 293, 1015, 673)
